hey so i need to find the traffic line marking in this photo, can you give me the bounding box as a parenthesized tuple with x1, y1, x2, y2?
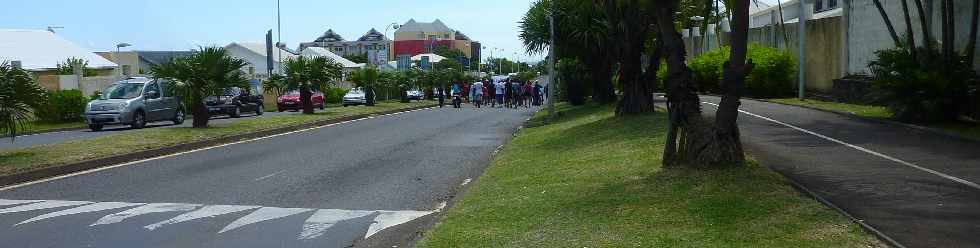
(0, 199, 437, 240)
(700, 101, 980, 191)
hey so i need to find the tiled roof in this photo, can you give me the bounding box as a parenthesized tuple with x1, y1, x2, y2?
(357, 28, 389, 42)
(396, 19, 453, 34)
(314, 29, 345, 42)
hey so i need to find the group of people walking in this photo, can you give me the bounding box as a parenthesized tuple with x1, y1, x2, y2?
(440, 79, 546, 109)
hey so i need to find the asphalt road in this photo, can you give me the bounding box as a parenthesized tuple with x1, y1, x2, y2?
(0, 104, 537, 248)
(0, 110, 292, 151)
(663, 95, 980, 248)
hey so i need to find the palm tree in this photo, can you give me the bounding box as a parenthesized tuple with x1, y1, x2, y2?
(281, 56, 343, 114)
(349, 67, 380, 106)
(152, 46, 249, 128)
(0, 61, 48, 141)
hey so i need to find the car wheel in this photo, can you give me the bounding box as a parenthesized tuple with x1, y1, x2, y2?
(130, 111, 146, 129)
(318, 102, 325, 110)
(88, 124, 103, 131)
(256, 104, 264, 115)
(172, 108, 185, 125)
(230, 106, 241, 118)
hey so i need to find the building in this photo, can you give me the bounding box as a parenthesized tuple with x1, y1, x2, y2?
(392, 19, 480, 64)
(298, 29, 391, 66)
(96, 51, 194, 77)
(224, 42, 297, 79)
(0, 29, 117, 77)
(749, 0, 838, 28)
(299, 47, 364, 89)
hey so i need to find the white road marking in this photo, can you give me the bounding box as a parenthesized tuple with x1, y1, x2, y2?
(0, 199, 44, 207)
(144, 205, 260, 230)
(92, 203, 201, 226)
(298, 209, 375, 240)
(364, 210, 435, 239)
(253, 170, 287, 181)
(700, 101, 980, 191)
(434, 201, 447, 212)
(460, 178, 472, 186)
(219, 207, 313, 233)
(0, 106, 438, 192)
(18, 202, 144, 225)
(0, 200, 92, 214)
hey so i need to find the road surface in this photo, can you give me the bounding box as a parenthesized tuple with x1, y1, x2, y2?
(0, 104, 536, 248)
(660, 95, 980, 248)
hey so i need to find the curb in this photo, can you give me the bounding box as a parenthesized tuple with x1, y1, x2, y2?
(747, 97, 980, 144)
(0, 104, 437, 187)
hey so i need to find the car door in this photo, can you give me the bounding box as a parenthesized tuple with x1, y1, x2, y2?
(142, 82, 164, 121)
(157, 80, 178, 119)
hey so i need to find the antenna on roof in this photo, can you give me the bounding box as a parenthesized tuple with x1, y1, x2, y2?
(47, 26, 64, 33)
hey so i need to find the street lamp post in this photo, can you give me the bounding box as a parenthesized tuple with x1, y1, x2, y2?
(384, 22, 400, 66)
(116, 43, 131, 77)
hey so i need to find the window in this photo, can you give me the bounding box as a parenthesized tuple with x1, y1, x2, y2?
(248, 66, 255, 75)
(144, 82, 161, 99)
(814, 0, 837, 12)
(443, 34, 450, 39)
(417, 33, 424, 39)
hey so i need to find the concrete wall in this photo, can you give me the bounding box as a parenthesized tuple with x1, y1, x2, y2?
(845, 0, 980, 75)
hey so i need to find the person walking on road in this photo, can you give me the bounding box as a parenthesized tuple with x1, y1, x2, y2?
(437, 85, 445, 108)
(533, 82, 543, 106)
(494, 80, 505, 108)
(504, 80, 513, 108)
(472, 81, 484, 108)
(523, 82, 533, 108)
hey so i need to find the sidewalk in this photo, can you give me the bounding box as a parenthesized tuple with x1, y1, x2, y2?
(672, 95, 980, 248)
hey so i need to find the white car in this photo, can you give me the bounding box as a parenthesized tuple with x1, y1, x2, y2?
(407, 89, 424, 100)
(343, 88, 376, 106)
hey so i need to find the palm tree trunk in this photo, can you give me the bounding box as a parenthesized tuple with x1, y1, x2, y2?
(872, 0, 903, 47)
(913, 0, 933, 54)
(901, 0, 918, 60)
(191, 93, 209, 128)
(590, 57, 616, 104)
(704, 0, 751, 166)
(942, 0, 955, 67)
(966, 0, 979, 67)
(300, 85, 314, 114)
(656, 5, 702, 166)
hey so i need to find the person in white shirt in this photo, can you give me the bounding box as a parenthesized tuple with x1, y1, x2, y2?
(472, 81, 484, 108)
(494, 81, 505, 108)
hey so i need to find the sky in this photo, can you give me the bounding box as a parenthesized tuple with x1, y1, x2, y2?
(2, 0, 542, 62)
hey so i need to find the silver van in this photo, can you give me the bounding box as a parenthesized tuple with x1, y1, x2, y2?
(85, 77, 184, 131)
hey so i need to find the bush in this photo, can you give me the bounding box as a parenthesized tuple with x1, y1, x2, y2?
(687, 44, 795, 98)
(324, 88, 348, 104)
(868, 46, 978, 122)
(35, 89, 88, 123)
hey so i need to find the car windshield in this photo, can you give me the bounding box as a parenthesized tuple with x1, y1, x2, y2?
(100, 83, 144, 100)
(222, 88, 241, 96)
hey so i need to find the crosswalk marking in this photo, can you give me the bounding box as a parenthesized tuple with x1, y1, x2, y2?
(299, 209, 375, 240)
(144, 205, 260, 230)
(17, 202, 144, 225)
(219, 207, 313, 233)
(92, 203, 202, 226)
(0, 200, 92, 214)
(0, 199, 436, 241)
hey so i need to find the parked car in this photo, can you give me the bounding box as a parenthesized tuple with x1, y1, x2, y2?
(343, 87, 376, 106)
(85, 77, 184, 131)
(407, 89, 424, 100)
(277, 90, 325, 111)
(206, 87, 264, 118)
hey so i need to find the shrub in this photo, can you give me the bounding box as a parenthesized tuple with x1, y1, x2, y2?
(324, 88, 348, 104)
(687, 44, 795, 98)
(868, 46, 977, 122)
(35, 89, 88, 123)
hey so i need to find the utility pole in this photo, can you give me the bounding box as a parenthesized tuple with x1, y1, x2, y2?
(276, 0, 282, 74)
(797, 0, 807, 100)
(547, 0, 557, 119)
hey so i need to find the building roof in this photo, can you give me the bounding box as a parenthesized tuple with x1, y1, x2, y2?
(411, 53, 446, 63)
(135, 51, 195, 66)
(454, 31, 470, 41)
(396, 19, 453, 34)
(299, 47, 361, 68)
(314, 29, 345, 42)
(357, 28, 389, 42)
(226, 42, 297, 61)
(0, 29, 117, 71)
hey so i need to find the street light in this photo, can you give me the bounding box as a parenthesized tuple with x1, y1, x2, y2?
(116, 43, 131, 77)
(384, 22, 400, 65)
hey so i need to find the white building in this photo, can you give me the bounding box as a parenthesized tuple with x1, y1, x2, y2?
(224, 42, 296, 79)
(0, 29, 117, 74)
(750, 0, 840, 28)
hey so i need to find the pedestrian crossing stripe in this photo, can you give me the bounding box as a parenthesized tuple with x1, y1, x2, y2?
(0, 199, 436, 240)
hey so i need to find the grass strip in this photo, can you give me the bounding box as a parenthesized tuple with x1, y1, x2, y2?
(0, 101, 434, 175)
(417, 103, 880, 247)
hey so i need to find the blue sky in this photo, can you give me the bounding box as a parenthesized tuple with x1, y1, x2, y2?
(3, 0, 541, 61)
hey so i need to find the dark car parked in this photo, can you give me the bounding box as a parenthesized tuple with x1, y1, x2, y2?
(277, 90, 325, 111)
(206, 87, 264, 118)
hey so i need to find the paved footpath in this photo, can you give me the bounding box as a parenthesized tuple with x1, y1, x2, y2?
(0, 105, 536, 248)
(659, 95, 980, 248)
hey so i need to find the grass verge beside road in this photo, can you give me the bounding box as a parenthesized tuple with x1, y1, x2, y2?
(25, 121, 88, 134)
(417, 103, 880, 247)
(0, 100, 434, 176)
(767, 98, 980, 140)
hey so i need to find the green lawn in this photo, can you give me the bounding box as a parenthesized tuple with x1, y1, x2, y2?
(416, 103, 880, 248)
(26, 121, 87, 133)
(767, 98, 980, 140)
(0, 100, 434, 175)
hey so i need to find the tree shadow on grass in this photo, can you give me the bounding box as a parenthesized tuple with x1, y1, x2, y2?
(532, 104, 668, 153)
